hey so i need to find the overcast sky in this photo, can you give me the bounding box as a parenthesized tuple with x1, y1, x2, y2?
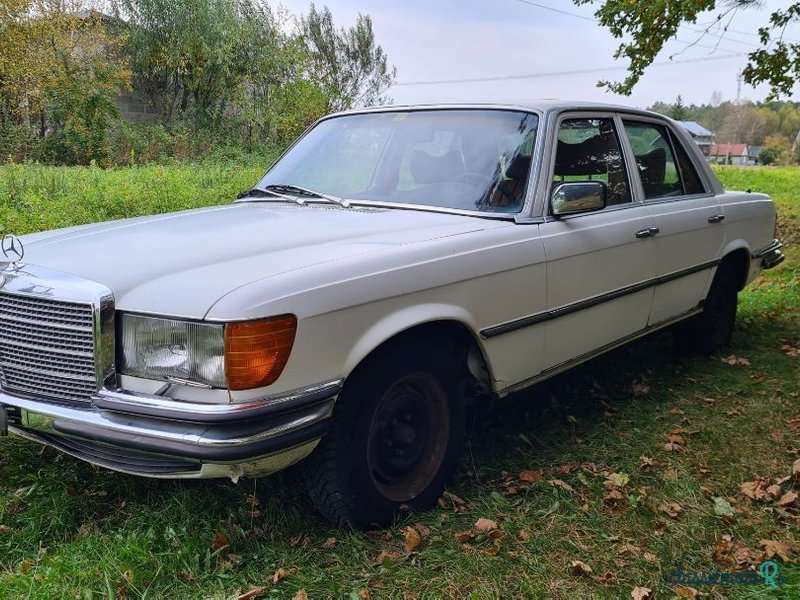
(278, 0, 800, 109)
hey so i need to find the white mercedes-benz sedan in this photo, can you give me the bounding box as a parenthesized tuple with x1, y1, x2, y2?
(0, 101, 784, 527)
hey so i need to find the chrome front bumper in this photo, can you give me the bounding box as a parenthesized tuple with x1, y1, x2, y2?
(0, 380, 341, 478)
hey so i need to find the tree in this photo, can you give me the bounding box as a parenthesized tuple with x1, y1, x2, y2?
(759, 133, 792, 165)
(573, 1, 800, 99)
(669, 95, 689, 120)
(301, 4, 396, 111)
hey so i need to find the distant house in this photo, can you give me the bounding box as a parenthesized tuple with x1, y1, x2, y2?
(678, 121, 714, 156)
(708, 143, 761, 166)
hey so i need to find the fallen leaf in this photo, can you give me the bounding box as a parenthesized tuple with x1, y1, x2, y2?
(721, 355, 750, 366)
(603, 489, 627, 504)
(371, 550, 404, 565)
(557, 463, 579, 474)
(357, 589, 372, 600)
(569, 560, 593, 575)
(766, 484, 782, 498)
(640, 456, 657, 468)
(0, 525, 11, 534)
(19, 559, 35, 574)
(759, 539, 794, 562)
(669, 407, 685, 415)
(596, 571, 617, 584)
(777, 491, 798, 507)
(413, 523, 431, 538)
(712, 496, 734, 517)
(740, 479, 768, 501)
(272, 568, 286, 585)
(322, 537, 337, 549)
(606, 472, 630, 488)
(674, 585, 700, 598)
(548, 479, 576, 494)
(211, 532, 229, 551)
(631, 586, 653, 600)
(518, 529, 532, 542)
(793, 458, 800, 479)
(177, 571, 196, 583)
(293, 591, 309, 600)
(663, 468, 678, 481)
(404, 526, 422, 553)
(519, 470, 543, 483)
(474, 518, 498, 532)
(660, 502, 683, 518)
(663, 442, 683, 452)
(632, 383, 650, 397)
(236, 586, 267, 600)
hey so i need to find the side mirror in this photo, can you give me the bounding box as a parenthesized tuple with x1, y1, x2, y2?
(551, 182, 607, 217)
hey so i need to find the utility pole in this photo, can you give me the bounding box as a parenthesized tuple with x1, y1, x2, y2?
(736, 72, 742, 104)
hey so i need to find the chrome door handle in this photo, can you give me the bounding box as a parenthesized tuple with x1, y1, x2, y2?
(635, 227, 660, 239)
(707, 214, 726, 223)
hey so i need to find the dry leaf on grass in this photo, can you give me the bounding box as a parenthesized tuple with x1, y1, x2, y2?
(631, 587, 653, 600)
(632, 383, 650, 397)
(211, 531, 230, 551)
(519, 470, 543, 483)
(660, 502, 683, 518)
(777, 490, 798, 507)
(766, 484, 782, 498)
(569, 560, 593, 575)
(517, 529, 532, 542)
(603, 489, 627, 505)
(760, 539, 794, 562)
(322, 537, 337, 549)
(721, 354, 750, 366)
(740, 479, 769, 501)
(674, 585, 701, 598)
(357, 589, 372, 600)
(663, 442, 683, 452)
(663, 468, 678, 481)
(474, 518, 498, 532)
(404, 526, 422, 553)
(236, 586, 267, 600)
(793, 458, 800, 479)
(605, 472, 630, 488)
(595, 571, 617, 585)
(293, 591, 309, 600)
(548, 479, 576, 494)
(177, 571, 196, 583)
(272, 568, 286, 585)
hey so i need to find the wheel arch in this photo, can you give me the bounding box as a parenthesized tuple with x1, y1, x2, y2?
(343, 307, 494, 397)
(718, 242, 751, 291)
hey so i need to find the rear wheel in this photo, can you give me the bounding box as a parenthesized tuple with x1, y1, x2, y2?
(304, 341, 465, 528)
(674, 264, 739, 355)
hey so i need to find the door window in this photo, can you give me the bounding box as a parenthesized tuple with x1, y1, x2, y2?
(553, 118, 631, 206)
(623, 121, 706, 199)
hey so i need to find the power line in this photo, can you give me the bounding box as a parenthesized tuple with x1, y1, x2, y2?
(511, 0, 759, 53)
(394, 53, 746, 87)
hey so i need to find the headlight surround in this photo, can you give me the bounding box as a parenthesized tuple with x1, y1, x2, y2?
(118, 313, 298, 390)
(119, 314, 226, 387)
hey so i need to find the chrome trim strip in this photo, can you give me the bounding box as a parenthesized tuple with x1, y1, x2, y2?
(480, 259, 719, 339)
(93, 379, 343, 423)
(498, 306, 703, 397)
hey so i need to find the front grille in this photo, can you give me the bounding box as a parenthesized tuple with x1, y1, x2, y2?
(0, 292, 98, 402)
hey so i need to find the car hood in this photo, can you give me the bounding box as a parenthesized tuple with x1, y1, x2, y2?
(18, 202, 498, 318)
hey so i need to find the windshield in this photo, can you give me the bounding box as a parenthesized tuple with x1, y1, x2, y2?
(257, 109, 539, 214)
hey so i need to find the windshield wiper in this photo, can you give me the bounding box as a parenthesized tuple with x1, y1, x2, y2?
(236, 187, 305, 204)
(264, 184, 351, 208)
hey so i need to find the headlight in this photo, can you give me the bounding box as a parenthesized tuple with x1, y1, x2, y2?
(119, 314, 297, 390)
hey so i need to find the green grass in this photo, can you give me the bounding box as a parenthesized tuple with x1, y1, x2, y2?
(0, 164, 798, 599)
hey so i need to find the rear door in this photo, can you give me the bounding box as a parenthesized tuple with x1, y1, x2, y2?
(620, 118, 724, 326)
(539, 114, 657, 371)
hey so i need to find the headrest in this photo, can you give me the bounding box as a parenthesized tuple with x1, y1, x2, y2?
(635, 147, 667, 183)
(554, 135, 612, 177)
(505, 153, 532, 180)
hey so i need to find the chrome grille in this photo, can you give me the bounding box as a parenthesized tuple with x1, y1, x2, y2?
(0, 291, 97, 402)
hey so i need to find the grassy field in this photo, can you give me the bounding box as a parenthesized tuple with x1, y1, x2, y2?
(0, 163, 798, 599)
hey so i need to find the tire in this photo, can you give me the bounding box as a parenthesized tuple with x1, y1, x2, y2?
(674, 264, 739, 355)
(304, 340, 465, 529)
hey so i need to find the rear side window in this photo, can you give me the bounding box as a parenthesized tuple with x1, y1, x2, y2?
(623, 121, 706, 199)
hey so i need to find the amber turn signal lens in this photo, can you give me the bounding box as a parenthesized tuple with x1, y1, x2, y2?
(224, 315, 297, 390)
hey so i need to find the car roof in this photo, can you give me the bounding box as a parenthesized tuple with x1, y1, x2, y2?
(331, 99, 665, 120)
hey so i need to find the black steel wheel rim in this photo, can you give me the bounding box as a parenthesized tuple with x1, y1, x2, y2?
(366, 373, 450, 502)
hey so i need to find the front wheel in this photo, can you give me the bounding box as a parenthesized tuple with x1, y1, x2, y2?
(304, 342, 465, 529)
(674, 264, 739, 355)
